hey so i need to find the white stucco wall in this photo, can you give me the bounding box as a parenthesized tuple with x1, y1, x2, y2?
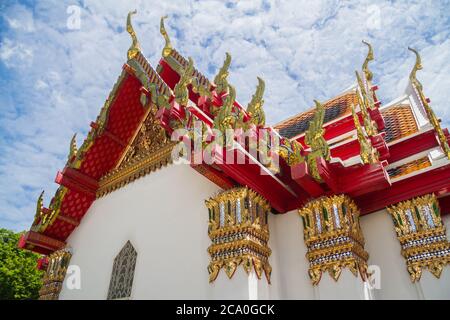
(59, 163, 220, 299)
(57, 161, 450, 299)
(360, 210, 450, 300)
(268, 211, 314, 299)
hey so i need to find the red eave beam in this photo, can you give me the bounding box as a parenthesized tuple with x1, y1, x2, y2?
(18, 231, 66, 255)
(356, 164, 450, 215)
(387, 130, 438, 163)
(55, 167, 98, 198)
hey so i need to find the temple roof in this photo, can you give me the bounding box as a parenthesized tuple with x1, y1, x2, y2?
(274, 91, 358, 139)
(382, 104, 418, 143)
(18, 12, 450, 256)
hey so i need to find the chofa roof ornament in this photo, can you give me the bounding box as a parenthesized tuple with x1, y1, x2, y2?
(126, 10, 141, 60)
(362, 40, 374, 82)
(408, 47, 450, 159)
(160, 15, 173, 58)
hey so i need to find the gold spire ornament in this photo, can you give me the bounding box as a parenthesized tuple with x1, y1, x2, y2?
(126, 10, 141, 60)
(362, 40, 374, 82)
(174, 57, 194, 106)
(246, 77, 266, 127)
(34, 190, 44, 222)
(408, 47, 450, 159)
(39, 248, 73, 300)
(351, 105, 378, 164)
(160, 16, 173, 58)
(68, 133, 78, 161)
(408, 47, 423, 92)
(213, 52, 231, 95)
(305, 100, 331, 182)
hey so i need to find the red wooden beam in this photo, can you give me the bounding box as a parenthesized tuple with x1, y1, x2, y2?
(55, 167, 98, 197)
(387, 130, 438, 163)
(18, 231, 66, 255)
(356, 164, 450, 215)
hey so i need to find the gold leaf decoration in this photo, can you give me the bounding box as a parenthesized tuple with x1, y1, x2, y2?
(205, 187, 272, 283)
(387, 193, 450, 282)
(126, 10, 141, 60)
(298, 195, 369, 285)
(39, 248, 72, 300)
(305, 100, 331, 182)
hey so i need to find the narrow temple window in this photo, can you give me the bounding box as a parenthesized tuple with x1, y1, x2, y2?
(107, 241, 137, 300)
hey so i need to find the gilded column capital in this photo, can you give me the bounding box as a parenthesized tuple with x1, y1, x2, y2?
(387, 194, 450, 282)
(298, 194, 369, 285)
(205, 187, 272, 283)
(39, 248, 72, 300)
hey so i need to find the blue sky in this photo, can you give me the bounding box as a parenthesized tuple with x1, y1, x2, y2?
(1, 0, 449, 231)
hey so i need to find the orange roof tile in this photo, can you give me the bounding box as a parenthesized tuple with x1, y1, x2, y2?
(274, 92, 358, 139)
(387, 156, 431, 179)
(382, 104, 418, 143)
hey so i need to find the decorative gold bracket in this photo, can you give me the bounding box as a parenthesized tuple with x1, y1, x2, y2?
(305, 100, 330, 182)
(351, 104, 378, 164)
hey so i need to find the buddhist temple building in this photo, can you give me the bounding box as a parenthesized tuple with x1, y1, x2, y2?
(18, 12, 450, 300)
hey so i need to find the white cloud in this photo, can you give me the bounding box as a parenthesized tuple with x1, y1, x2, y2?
(0, 0, 449, 231)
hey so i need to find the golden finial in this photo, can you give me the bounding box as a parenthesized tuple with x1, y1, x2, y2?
(246, 77, 266, 127)
(408, 47, 450, 159)
(126, 10, 141, 60)
(213, 52, 232, 95)
(68, 133, 78, 160)
(35, 190, 44, 219)
(174, 57, 194, 106)
(160, 16, 173, 58)
(362, 40, 374, 82)
(408, 47, 423, 92)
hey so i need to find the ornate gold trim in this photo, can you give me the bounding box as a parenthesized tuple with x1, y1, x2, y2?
(387, 193, 450, 282)
(355, 70, 378, 135)
(305, 100, 331, 182)
(39, 248, 72, 300)
(298, 195, 369, 285)
(160, 16, 173, 58)
(205, 187, 272, 283)
(351, 104, 378, 164)
(97, 142, 175, 197)
(126, 10, 141, 60)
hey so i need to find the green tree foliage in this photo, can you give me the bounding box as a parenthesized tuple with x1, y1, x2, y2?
(0, 228, 43, 299)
